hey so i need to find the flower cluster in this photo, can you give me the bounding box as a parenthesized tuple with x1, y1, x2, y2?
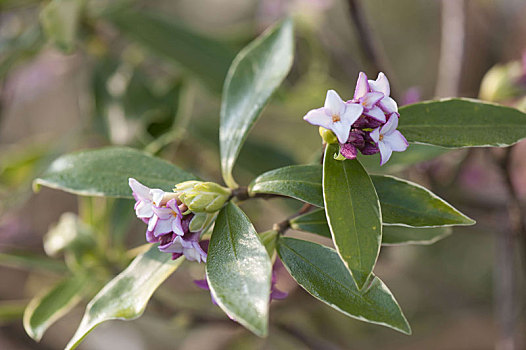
(129, 178, 208, 263)
(303, 72, 408, 165)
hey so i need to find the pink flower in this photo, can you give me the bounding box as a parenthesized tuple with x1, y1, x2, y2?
(303, 90, 363, 144)
(370, 114, 408, 165)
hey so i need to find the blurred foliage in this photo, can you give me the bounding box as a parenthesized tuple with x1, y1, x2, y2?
(1, 0, 526, 349)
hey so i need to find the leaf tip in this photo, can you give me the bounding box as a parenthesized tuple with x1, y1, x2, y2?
(32, 179, 42, 193)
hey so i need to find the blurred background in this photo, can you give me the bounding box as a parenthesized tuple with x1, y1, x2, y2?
(1, 0, 526, 349)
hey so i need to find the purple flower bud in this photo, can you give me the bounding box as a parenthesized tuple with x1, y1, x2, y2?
(340, 143, 358, 160)
(352, 115, 383, 129)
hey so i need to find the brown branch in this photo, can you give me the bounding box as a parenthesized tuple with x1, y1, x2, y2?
(230, 187, 288, 202)
(491, 146, 523, 350)
(346, 0, 397, 98)
(275, 322, 342, 350)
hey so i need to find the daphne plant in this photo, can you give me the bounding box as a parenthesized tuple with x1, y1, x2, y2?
(26, 17, 526, 349)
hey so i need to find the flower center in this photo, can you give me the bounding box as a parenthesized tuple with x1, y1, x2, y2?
(379, 134, 384, 141)
(332, 114, 341, 122)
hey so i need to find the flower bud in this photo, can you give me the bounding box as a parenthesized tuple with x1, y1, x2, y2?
(175, 181, 231, 213)
(319, 127, 338, 144)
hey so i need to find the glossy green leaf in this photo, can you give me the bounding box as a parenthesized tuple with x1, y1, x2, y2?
(358, 143, 450, 174)
(373, 175, 475, 227)
(323, 144, 382, 289)
(106, 9, 235, 93)
(256, 164, 474, 227)
(290, 208, 453, 245)
(34, 147, 196, 198)
(398, 98, 526, 147)
(290, 208, 331, 237)
(381, 226, 452, 245)
(220, 19, 294, 188)
(277, 237, 411, 334)
(40, 0, 84, 53)
(24, 275, 88, 341)
(206, 202, 272, 336)
(249, 165, 323, 207)
(65, 245, 183, 350)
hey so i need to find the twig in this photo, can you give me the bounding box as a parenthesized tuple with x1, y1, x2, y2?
(435, 0, 465, 97)
(275, 322, 342, 350)
(346, 0, 397, 98)
(230, 187, 287, 202)
(491, 146, 523, 350)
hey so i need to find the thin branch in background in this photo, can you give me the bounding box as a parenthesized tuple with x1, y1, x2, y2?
(275, 322, 342, 350)
(346, 0, 397, 98)
(492, 146, 524, 350)
(435, 0, 465, 97)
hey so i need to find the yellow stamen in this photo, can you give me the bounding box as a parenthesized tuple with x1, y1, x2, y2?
(332, 114, 340, 122)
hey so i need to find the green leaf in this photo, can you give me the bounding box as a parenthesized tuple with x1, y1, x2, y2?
(290, 208, 331, 237)
(249, 165, 323, 207)
(65, 245, 183, 350)
(106, 9, 235, 93)
(277, 237, 411, 334)
(372, 175, 475, 227)
(398, 98, 526, 147)
(34, 147, 196, 198)
(254, 164, 474, 227)
(220, 19, 294, 188)
(358, 143, 450, 173)
(290, 208, 453, 245)
(24, 275, 88, 341)
(323, 144, 382, 289)
(206, 202, 272, 336)
(40, 0, 84, 53)
(381, 226, 452, 245)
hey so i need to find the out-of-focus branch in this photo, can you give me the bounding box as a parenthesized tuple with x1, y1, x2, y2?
(492, 146, 523, 350)
(435, 0, 465, 97)
(346, 0, 397, 98)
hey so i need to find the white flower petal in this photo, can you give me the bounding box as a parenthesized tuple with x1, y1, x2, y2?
(341, 103, 363, 126)
(172, 219, 185, 236)
(147, 215, 158, 232)
(379, 96, 398, 114)
(381, 114, 399, 135)
(368, 72, 390, 96)
(370, 127, 381, 143)
(385, 131, 409, 152)
(360, 92, 384, 109)
(135, 202, 153, 218)
(159, 237, 183, 253)
(129, 178, 151, 201)
(153, 218, 174, 237)
(303, 107, 332, 129)
(150, 189, 166, 207)
(378, 141, 393, 166)
(153, 206, 175, 220)
(353, 72, 369, 100)
(330, 120, 353, 144)
(324, 90, 345, 116)
(364, 106, 386, 122)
